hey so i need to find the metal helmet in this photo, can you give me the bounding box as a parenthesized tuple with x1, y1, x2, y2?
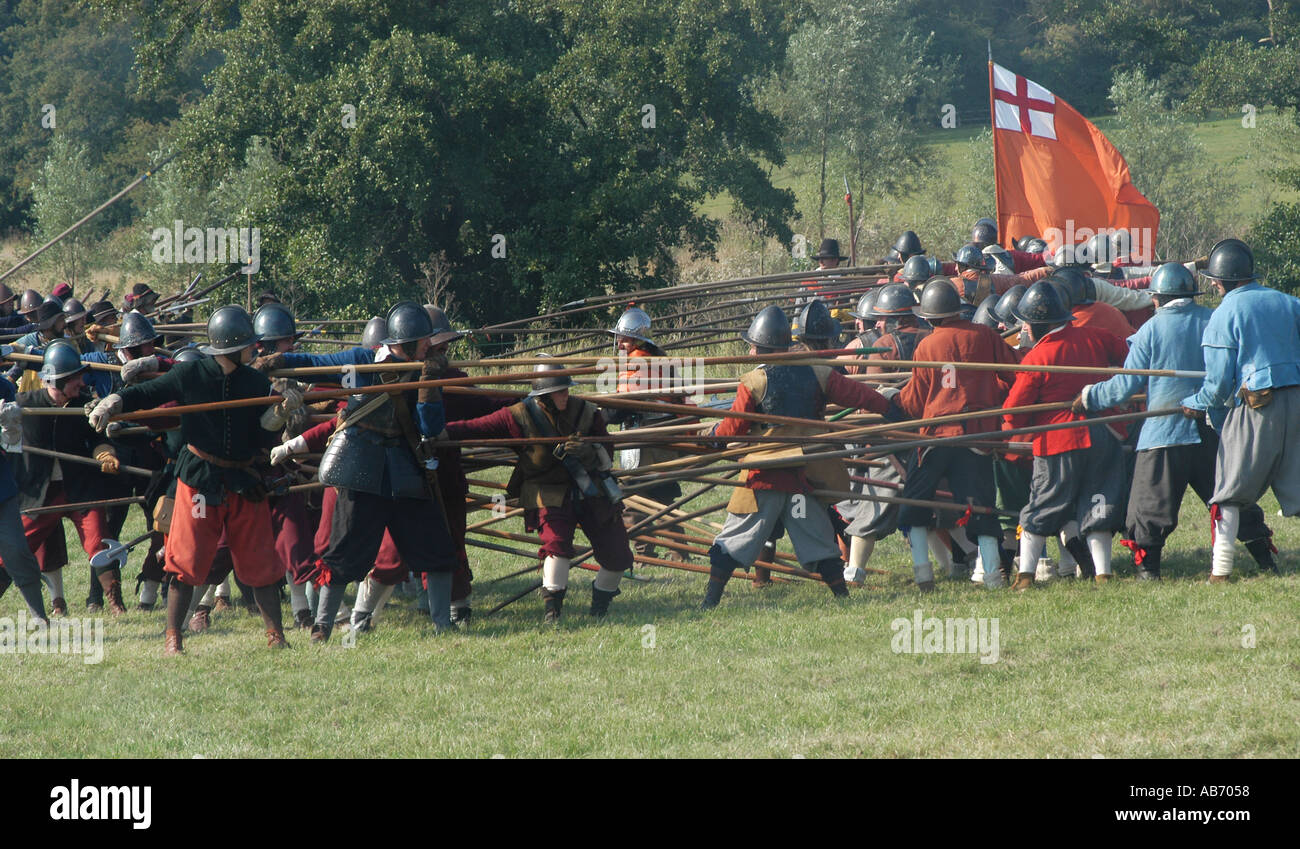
(892, 230, 924, 260)
(527, 355, 574, 397)
(900, 254, 934, 284)
(849, 288, 882, 321)
(1202, 238, 1255, 283)
(39, 339, 88, 382)
(61, 297, 88, 324)
(361, 316, 386, 349)
(114, 311, 161, 350)
(608, 306, 654, 346)
(953, 243, 991, 271)
(869, 283, 919, 319)
(974, 216, 997, 230)
(972, 294, 1002, 329)
(742, 305, 792, 349)
(201, 305, 260, 356)
(914, 277, 963, 320)
(381, 300, 435, 346)
(971, 221, 998, 248)
(792, 299, 840, 346)
(423, 304, 467, 346)
(1050, 267, 1093, 305)
(1013, 280, 1074, 325)
(252, 302, 298, 342)
(1149, 262, 1200, 296)
(1024, 237, 1048, 254)
(0, 284, 13, 306)
(1052, 244, 1088, 267)
(18, 289, 43, 316)
(1085, 232, 1113, 268)
(1048, 279, 1074, 311)
(172, 344, 206, 364)
(1013, 235, 1035, 252)
(34, 299, 65, 331)
(993, 284, 1027, 325)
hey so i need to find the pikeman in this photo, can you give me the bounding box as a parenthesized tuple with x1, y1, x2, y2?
(87, 305, 303, 653)
(1050, 267, 1134, 342)
(61, 299, 96, 354)
(17, 341, 123, 616)
(700, 305, 898, 609)
(1180, 239, 1300, 583)
(1075, 262, 1277, 581)
(312, 301, 458, 638)
(8, 299, 68, 393)
(604, 306, 690, 568)
(865, 283, 930, 371)
(1002, 281, 1131, 588)
(842, 288, 884, 371)
(891, 278, 1019, 590)
(445, 357, 633, 623)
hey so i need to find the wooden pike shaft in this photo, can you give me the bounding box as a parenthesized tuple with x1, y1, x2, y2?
(8, 351, 121, 372)
(22, 495, 146, 515)
(681, 475, 1013, 517)
(22, 445, 152, 477)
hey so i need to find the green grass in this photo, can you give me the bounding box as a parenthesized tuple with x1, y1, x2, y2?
(2, 478, 1297, 758)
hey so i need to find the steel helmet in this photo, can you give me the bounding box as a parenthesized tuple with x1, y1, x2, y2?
(528, 355, 574, 397)
(252, 302, 299, 342)
(993, 284, 1028, 325)
(381, 300, 435, 346)
(900, 254, 934, 285)
(1149, 262, 1201, 296)
(849, 288, 882, 321)
(971, 220, 998, 248)
(953, 243, 991, 271)
(39, 339, 88, 382)
(172, 344, 206, 364)
(114, 311, 162, 350)
(1050, 267, 1093, 306)
(1024, 237, 1048, 254)
(18, 289, 43, 317)
(61, 297, 88, 324)
(1202, 238, 1255, 283)
(792, 299, 840, 346)
(972, 294, 1002, 329)
(1013, 281, 1074, 325)
(201, 305, 260, 356)
(361, 316, 386, 349)
(742, 305, 792, 349)
(892, 230, 924, 260)
(1052, 244, 1089, 267)
(869, 283, 919, 319)
(423, 304, 467, 346)
(914, 277, 963, 320)
(608, 306, 654, 346)
(0, 284, 14, 306)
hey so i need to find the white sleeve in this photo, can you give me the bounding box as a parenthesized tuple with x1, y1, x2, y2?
(1092, 277, 1152, 311)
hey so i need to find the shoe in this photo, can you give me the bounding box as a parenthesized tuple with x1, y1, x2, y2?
(1136, 569, 1160, 581)
(137, 601, 155, 612)
(451, 606, 472, 628)
(214, 596, 234, 612)
(294, 609, 314, 629)
(1011, 573, 1035, 591)
(352, 612, 373, 633)
(1207, 574, 1230, 584)
(542, 588, 565, 624)
(164, 628, 183, 656)
(334, 605, 352, 625)
(590, 587, 620, 617)
(104, 580, 127, 616)
(844, 565, 867, 584)
(86, 602, 103, 613)
(983, 571, 1006, 589)
(51, 597, 67, 617)
(751, 565, 773, 588)
(310, 623, 330, 643)
(266, 628, 291, 649)
(189, 604, 212, 633)
(1094, 573, 1111, 584)
(916, 580, 935, 593)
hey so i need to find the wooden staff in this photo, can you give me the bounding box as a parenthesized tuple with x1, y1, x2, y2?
(21, 445, 153, 477)
(22, 495, 146, 515)
(7, 351, 122, 372)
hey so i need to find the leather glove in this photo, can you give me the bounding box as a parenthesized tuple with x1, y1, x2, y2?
(95, 448, 120, 475)
(120, 354, 160, 385)
(251, 352, 287, 373)
(1181, 405, 1206, 422)
(270, 434, 308, 466)
(88, 394, 123, 432)
(882, 399, 908, 423)
(421, 352, 450, 380)
(1071, 392, 1089, 416)
(561, 436, 598, 467)
(1193, 256, 1209, 270)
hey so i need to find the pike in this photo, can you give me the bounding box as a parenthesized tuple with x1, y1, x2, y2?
(7, 351, 121, 372)
(683, 475, 1015, 518)
(21, 445, 153, 477)
(144, 268, 247, 318)
(23, 495, 146, 516)
(144, 272, 202, 314)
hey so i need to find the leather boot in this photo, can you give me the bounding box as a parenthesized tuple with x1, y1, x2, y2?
(702, 545, 740, 609)
(266, 627, 291, 649)
(752, 541, 776, 587)
(164, 628, 183, 656)
(1135, 546, 1161, 581)
(1244, 538, 1279, 573)
(50, 597, 67, 617)
(812, 558, 849, 597)
(97, 570, 127, 616)
(542, 588, 566, 624)
(1064, 536, 1095, 579)
(189, 604, 212, 633)
(590, 587, 620, 617)
(1010, 572, 1035, 591)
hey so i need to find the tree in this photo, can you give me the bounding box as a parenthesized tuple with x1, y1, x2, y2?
(28, 135, 113, 287)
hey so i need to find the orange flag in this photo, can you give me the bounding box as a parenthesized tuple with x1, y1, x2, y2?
(989, 61, 1159, 262)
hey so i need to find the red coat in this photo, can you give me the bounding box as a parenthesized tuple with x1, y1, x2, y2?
(897, 320, 1018, 437)
(1073, 301, 1135, 342)
(1002, 325, 1129, 456)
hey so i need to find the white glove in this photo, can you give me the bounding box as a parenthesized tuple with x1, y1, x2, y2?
(270, 434, 308, 466)
(260, 379, 306, 430)
(88, 394, 123, 432)
(120, 355, 160, 385)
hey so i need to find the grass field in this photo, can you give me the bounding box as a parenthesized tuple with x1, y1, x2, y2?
(2, 474, 1296, 759)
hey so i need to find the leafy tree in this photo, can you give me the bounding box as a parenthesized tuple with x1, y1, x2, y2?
(27, 134, 114, 287)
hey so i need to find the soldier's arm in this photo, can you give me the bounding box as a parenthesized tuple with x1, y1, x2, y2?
(116, 361, 188, 412)
(1003, 370, 1043, 429)
(824, 369, 892, 415)
(444, 405, 519, 440)
(713, 383, 757, 439)
(1083, 333, 1148, 411)
(1183, 344, 1237, 411)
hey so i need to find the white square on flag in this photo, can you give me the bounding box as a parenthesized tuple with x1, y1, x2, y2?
(995, 100, 1021, 132)
(1029, 109, 1056, 139)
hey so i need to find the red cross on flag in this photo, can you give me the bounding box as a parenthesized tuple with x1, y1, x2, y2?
(989, 61, 1159, 261)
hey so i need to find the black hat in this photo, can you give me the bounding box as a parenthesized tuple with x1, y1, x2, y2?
(811, 238, 848, 261)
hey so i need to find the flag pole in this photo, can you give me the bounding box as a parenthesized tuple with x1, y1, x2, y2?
(987, 42, 1002, 248)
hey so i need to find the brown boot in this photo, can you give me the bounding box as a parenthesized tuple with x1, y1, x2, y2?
(97, 573, 127, 616)
(213, 596, 234, 612)
(1208, 574, 1230, 584)
(1094, 573, 1111, 584)
(189, 604, 212, 633)
(51, 597, 67, 617)
(752, 565, 773, 588)
(1011, 572, 1035, 591)
(916, 580, 935, 593)
(164, 628, 184, 656)
(266, 627, 291, 649)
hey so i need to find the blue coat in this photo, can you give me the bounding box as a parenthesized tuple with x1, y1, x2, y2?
(1084, 300, 1210, 450)
(1183, 283, 1300, 424)
(281, 347, 376, 387)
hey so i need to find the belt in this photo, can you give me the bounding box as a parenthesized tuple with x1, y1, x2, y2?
(187, 444, 254, 469)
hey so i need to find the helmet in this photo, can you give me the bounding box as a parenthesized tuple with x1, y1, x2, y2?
(993, 284, 1027, 325)
(892, 230, 924, 260)
(252, 303, 298, 342)
(0, 284, 13, 306)
(527, 355, 574, 397)
(18, 289, 43, 317)
(974, 216, 997, 230)
(1048, 279, 1074, 310)
(200, 305, 260, 356)
(1202, 238, 1255, 283)
(172, 344, 206, 364)
(424, 304, 466, 346)
(61, 297, 88, 324)
(914, 277, 963, 320)
(1052, 244, 1088, 267)
(1149, 262, 1200, 296)
(870, 283, 919, 319)
(742, 305, 792, 349)
(39, 340, 88, 382)
(34, 299, 65, 331)
(792, 299, 840, 346)
(361, 316, 386, 349)
(849, 288, 881, 321)
(1013, 281, 1074, 325)
(1086, 232, 1113, 268)
(953, 243, 991, 271)
(608, 306, 654, 346)
(381, 300, 435, 346)
(971, 221, 998, 248)
(1024, 237, 1048, 254)
(900, 254, 934, 284)
(114, 311, 161, 350)
(1013, 235, 1035, 252)
(1050, 267, 1093, 305)
(972, 294, 1002, 329)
